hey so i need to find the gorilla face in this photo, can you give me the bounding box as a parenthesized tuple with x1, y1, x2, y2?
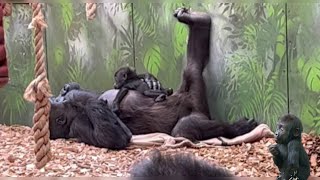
(49, 99, 75, 139)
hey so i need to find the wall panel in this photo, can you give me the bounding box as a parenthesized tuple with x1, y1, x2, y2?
(288, 3, 320, 134)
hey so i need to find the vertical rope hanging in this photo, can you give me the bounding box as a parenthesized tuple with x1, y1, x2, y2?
(85, 3, 97, 20)
(23, 3, 52, 169)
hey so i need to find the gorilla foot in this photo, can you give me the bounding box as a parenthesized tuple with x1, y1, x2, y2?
(173, 7, 192, 25)
(166, 88, 173, 96)
(173, 7, 211, 26)
(155, 94, 166, 102)
(230, 117, 259, 137)
(174, 7, 189, 18)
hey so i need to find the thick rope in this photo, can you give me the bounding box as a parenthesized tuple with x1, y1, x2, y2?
(3, 3, 12, 17)
(23, 3, 52, 169)
(85, 3, 97, 20)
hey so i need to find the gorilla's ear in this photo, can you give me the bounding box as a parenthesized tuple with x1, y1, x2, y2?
(123, 72, 127, 79)
(293, 127, 300, 137)
(56, 116, 67, 125)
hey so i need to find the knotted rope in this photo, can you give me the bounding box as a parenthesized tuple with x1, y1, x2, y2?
(85, 3, 97, 20)
(23, 3, 52, 169)
(3, 3, 12, 17)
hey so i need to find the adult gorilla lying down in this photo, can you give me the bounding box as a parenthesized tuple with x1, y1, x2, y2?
(49, 8, 259, 150)
(49, 86, 132, 150)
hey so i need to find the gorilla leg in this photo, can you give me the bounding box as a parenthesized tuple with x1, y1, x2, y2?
(171, 113, 258, 141)
(174, 8, 211, 118)
(172, 8, 258, 138)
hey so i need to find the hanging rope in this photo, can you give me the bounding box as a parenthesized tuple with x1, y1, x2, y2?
(3, 3, 12, 17)
(23, 3, 52, 170)
(85, 3, 97, 20)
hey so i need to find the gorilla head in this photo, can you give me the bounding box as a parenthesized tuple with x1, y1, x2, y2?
(48, 83, 132, 150)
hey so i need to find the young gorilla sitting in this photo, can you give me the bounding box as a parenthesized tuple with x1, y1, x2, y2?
(268, 114, 310, 180)
(112, 66, 173, 114)
(130, 149, 235, 178)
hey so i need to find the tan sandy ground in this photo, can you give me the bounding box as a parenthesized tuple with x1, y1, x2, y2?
(0, 124, 319, 177)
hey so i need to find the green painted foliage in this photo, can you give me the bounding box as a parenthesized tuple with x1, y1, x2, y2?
(173, 22, 188, 58)
(66, 58, 90, 86)
(297, 51, 320, 93)
(222, 4, 288, 128)
(276, 33, 285, 60)
(132, 3, 158, 38)
(225, 50, 287, 129)
(300, 102, 318, 128)
(59, 1, 74, 31)
(1, 3, 320, 134)
(143, 45, 162, 77)
(161, 2, 186, 28)
(54, 46, 64, 66)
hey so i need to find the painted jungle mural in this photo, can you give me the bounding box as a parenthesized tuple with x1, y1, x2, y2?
(0, 2, 320, 134)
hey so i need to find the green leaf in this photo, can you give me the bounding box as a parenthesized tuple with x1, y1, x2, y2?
(132, 3, 158, 38)
(276, 35, 285, 59)
(299, 52, 320, 92)
(173, 22, 188, 58)
(54, 46, 64, 66)
(300, 102, 318, 126)
(143, 45, 161, 77)
(297, 57, 305, 72)
(266, 4, 274, 18)
(59, 1, 73, 31)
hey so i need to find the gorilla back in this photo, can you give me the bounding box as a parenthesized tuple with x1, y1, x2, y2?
(49, 87, 132, 150)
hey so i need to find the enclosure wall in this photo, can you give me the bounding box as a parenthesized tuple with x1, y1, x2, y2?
(0, 2, 319, 134)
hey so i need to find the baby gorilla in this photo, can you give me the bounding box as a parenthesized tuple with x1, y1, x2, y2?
(268, 114, 310, 180)
(112, 66, 173, 114)
(130, 149, 235, 178)
(59, 82, 81, 97)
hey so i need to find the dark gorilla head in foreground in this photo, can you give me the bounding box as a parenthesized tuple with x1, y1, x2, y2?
(130, 149, 235, 178)
(49, 82, 132, 150)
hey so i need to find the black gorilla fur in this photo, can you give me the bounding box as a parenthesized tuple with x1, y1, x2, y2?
(100, 7, 258, 140)
(49, 85, 132, 150)
(269, 114, 310, 180)
(130, 149, 235, 178)
(49, 7, 259, 150)
(112, 66, 173, 115)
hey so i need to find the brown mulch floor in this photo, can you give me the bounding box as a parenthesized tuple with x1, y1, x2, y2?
(0, 124, 319, 177)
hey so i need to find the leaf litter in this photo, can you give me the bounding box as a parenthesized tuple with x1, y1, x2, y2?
(0, 124, 319, 177)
